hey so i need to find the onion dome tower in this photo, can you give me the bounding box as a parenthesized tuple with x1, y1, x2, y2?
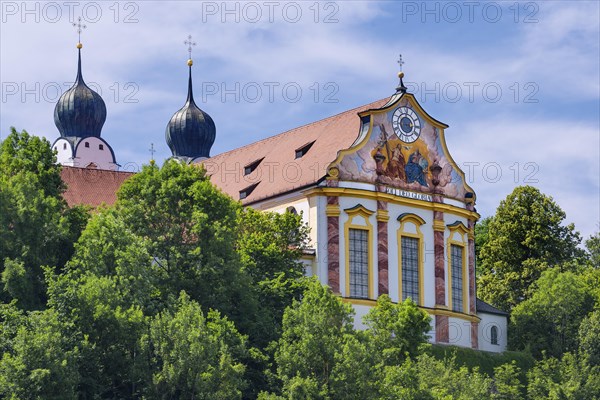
(165, 35, 216, 163)
(52, 18, 117, 170)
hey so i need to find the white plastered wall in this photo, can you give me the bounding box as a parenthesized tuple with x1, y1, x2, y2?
(478, 312, 508, 352)
(53, 138, 75, 166)
(74, 137, 117, 170)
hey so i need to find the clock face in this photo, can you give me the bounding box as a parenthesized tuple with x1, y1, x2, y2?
(392, 107, 421, 143)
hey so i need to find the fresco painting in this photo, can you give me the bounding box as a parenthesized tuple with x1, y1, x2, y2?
(334, 96, 470, 202)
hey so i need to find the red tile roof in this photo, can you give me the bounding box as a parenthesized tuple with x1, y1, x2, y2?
(205, 98, 388, 204)
(59, 98, 389, 208)
(60, 166, 134, 207)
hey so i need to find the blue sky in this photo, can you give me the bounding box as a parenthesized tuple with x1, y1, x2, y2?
(1, 1, 599, 241)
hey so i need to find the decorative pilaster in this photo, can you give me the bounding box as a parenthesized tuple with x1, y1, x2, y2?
(326, 196, 340, 293)
(433, 210, 446, 306)
(471, 321, 479, 349)
(377, 200, 389, 295)
(467, 219, 476, 314)
(436, 315, 449, 343)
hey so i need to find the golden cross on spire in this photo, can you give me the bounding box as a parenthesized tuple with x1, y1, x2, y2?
(73, 16, 86, 45)
(397, 54, 405, 72)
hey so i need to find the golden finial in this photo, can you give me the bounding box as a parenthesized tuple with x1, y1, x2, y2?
(77, 42, 83, 49)
(398, 71, 404, 79)
(184, 35, 196, 66)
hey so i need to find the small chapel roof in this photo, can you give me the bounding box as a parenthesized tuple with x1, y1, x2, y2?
(205, 98, 388, 204)
(476, 298, 509, 316)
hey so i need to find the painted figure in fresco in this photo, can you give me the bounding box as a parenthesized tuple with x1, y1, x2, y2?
(405, 149, 428, 186)
(386, 143, 406, 180)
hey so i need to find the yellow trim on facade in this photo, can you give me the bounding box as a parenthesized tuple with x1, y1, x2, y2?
(342, 298, 377, 307)
(343, 204, 375, 299)
(341, 298, 480, 322)
(326, 110, 375, 176)
(376, 209, 389, 222)
(397, 214, 425, 306)
(433, 220, 446, 232)
(427, 306, 480, 323)
(306, 187, 480, 221)
(447, 222, 469, 314)
(325, 204, 340, 217)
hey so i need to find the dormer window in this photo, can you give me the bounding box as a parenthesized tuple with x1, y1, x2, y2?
(239, 182, 259, 200)
(295, 141, 315, 159)
(84, 142, 90, 148)
(244, 157, 264, 176)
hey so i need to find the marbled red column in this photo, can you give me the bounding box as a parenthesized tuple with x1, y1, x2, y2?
(433, 210, 446, 306)
(468, 220, 476, 314)
(471, 321, 479, 349)
(327, 196, 340, 293)
(436, 315, 449, 343)
(377, 200, 389, 296)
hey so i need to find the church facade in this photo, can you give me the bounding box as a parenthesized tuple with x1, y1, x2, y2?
(55, 41, 508, 352)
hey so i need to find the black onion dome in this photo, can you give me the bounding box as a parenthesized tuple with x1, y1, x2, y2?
(165, 66, 216, 159)
(54, 48, 106, 138)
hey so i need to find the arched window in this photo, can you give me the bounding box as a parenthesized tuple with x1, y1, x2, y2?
(397, 213, 426, 305)
(344, 205, 374, 299)
(491, 325, 498, 345)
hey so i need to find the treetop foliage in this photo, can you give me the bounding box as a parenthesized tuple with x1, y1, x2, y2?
(477, 185, 583, 312)
(2, 131, 600, 398)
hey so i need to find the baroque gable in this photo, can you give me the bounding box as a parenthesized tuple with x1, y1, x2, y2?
(327, 93, 475, 204)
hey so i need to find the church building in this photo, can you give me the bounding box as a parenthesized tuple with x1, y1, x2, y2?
(57, 38, 508, 352)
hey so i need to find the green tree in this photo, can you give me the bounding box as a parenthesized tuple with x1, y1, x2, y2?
(474, 216, 491, 269)
(579, 310, 600, 367)
(492, 361, 523, 399)
(43, 208, 158, 397)
(271, 280, 372, 399)
(0, 308, 80, 399)
(237, 207, 309, 343)
(0, 128, 88, 310)
(477, 186, 583, 312)
(376, 359, 434, 400)
(585, 232, 600, 268)
(140, 292, 247, 399)
(416, 353, 492, 399)
(527, 352, 600, 399)
(114, 160, 255, 326)
(363, 295, 431, 365)
(509, 268, 595, 358)
(236, 208, 311, 397)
